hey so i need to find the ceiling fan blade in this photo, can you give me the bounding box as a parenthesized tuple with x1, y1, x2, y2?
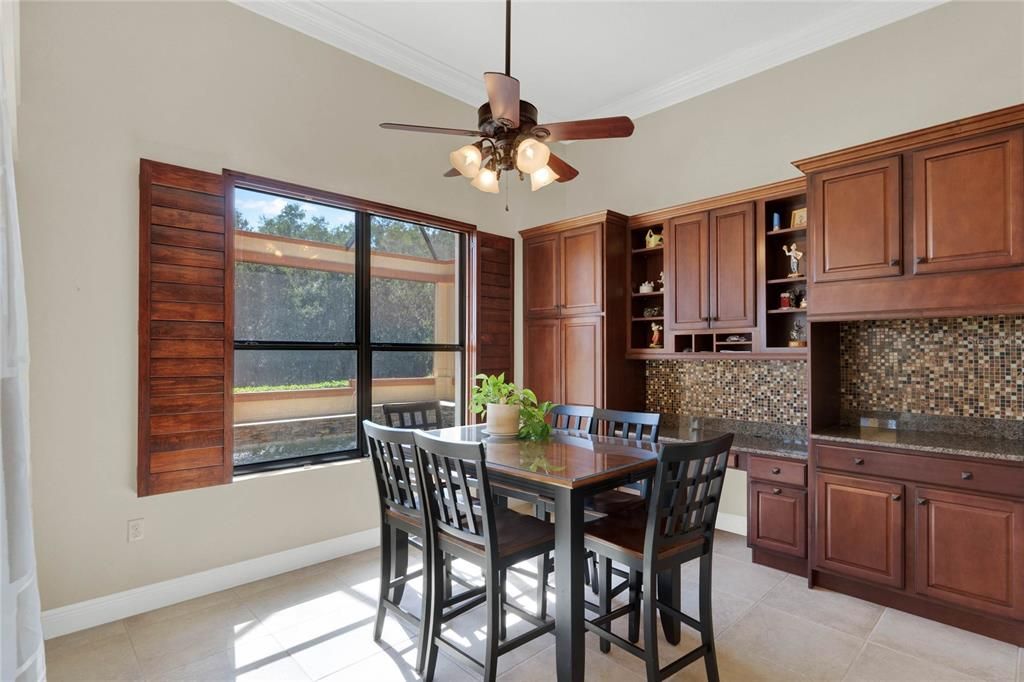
(547, 153, 579, 182)
(531, 116, 634, 142)
(484, 72, 520, 128)
(380, 123, 482, 137)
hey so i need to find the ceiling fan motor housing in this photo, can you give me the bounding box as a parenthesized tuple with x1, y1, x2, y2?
(478, 100, 538, 137)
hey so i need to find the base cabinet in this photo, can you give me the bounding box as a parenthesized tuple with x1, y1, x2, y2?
(815, 472, 905, 588)
(749, 482, 806, 558)
(914, 486, 1024, 620)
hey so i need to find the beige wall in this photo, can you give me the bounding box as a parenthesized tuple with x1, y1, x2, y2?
(17, 0, 1024, 610)
(15, 0, 540, 610)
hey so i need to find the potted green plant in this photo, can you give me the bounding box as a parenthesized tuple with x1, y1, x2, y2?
(470, 373, 554, 440)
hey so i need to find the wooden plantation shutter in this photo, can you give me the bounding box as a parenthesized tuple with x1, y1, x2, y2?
(470, 232, 515, 381)
(138, 159, 232, 496)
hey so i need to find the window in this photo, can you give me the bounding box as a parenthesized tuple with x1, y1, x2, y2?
(231, 181, 467, 473)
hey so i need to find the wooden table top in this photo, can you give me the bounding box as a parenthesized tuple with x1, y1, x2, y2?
(425, 424, 662, 490)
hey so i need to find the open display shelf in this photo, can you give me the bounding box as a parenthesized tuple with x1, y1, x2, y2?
(763, 192, 808, 353)
(627, 222, 667, 353)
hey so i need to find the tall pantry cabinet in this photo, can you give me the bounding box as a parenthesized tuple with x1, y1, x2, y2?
(521, 211, 644, 410)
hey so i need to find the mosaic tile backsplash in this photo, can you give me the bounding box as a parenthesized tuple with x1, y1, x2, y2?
(840, 316, 1024, 420)
(646, 360, 808, 427)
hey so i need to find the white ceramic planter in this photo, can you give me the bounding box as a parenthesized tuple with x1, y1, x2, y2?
(486, 403, 520, 437)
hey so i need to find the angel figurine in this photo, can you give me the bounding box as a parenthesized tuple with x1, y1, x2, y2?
(650, 322, 663, 348)
(783, 243, 804, 277)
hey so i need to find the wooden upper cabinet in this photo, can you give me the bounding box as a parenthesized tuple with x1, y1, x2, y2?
(912, 128, 1024, 275)
(666, 212, 709, 330)
(523, 317, 560, 405)
(524, 234, 559, 317)
(709, 203, 755, 328)
(914, 487, 1024, 619)
(811, 156, 902, 283)
(559, 223, 604, 316)
(560, 316, 604, 408)
(815, 472, 905, 588)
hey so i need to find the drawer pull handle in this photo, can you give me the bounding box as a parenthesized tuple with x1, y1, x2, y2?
(772, 488, 782, 495)
(917, 497, 927, 505)
(891, 494, 901, 502)
(961, 471, 973, 480)
(916, 256, 927, 264)
(890, 258, 900, 267)
(853, 457, 864, 465)
(770, 467, 781, 475)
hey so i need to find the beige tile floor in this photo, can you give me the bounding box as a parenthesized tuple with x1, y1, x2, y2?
(45, 531, 1024, 682)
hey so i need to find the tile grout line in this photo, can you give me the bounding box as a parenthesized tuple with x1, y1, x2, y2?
(837, 605, 887, 681)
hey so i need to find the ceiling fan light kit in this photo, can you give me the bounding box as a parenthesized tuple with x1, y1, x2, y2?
(379, 0, 634, 196)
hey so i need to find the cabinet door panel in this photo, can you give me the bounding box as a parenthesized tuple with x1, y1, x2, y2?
(812, 156, 902, 282)
(560, 224, 604, 316)
(666, 212, 709, 330)
(915, 487, 1024, 619)
(560, 316, 603, 408)
(524, 235, 559, 317)
(912, 128, 1024, 274)
(815, 473, 904, 588)
(524, 318, 560, 405)
(749, 482, 807, 558)
(709, 203, 755, 328)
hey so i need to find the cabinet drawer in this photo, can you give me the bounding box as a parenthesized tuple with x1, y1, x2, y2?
(749, 455, 806, 487)
(815, 442, 1024, 499)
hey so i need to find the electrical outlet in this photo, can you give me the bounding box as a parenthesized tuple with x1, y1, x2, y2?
(127, 518, 145, 543)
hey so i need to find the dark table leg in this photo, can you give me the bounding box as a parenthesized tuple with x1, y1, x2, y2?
(657, 568, 681, 645)
(554, 487, 585, 682)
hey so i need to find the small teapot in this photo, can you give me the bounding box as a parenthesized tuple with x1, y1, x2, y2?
(645, 229, 664, 249)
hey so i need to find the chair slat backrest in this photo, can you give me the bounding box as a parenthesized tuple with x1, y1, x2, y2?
(364, 420, 421, 518)
(644, 434, 733, 558)
(550, 404, 594, 432)
(413, 431, 498, 554)
(590, 408, 661, 443)
(382, 400, 444, 430)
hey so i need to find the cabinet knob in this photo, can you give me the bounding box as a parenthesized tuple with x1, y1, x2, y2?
(853, 457, 864, 465)
(711, 315, 719, 321)
(772, 488, 782, 495)
(961, 471, 973, 480)
(917, 497, 928, 505)
(891, 494, 902, 502)
(916, 256, 927, 264)
(770, 467, 781, 475)
(889, 258, 900, 267)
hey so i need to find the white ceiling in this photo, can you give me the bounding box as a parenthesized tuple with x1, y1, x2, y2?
(235, 0, 943, 124)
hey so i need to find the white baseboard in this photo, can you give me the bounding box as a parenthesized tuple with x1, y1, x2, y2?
(716, 512, 747, 537)
(41, 527, 380, 640)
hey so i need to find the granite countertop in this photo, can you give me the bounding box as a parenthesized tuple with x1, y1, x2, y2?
(812, 425, 1024, 463)
(659, 415, 809, 461)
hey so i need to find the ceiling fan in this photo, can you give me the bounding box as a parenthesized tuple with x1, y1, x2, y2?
(379, 0, 635, 194)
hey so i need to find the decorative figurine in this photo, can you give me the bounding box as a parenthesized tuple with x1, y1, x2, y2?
(650, 322, 663, 348)
(643, 305, 663, 318)
(783, 243, 804, 277)
(799, 295, 808, 309)
(772, 212, 782, 231)
(645, 229, 664, 249)
(658, 271, 665, 291)
(779, 292, 792, 309)
(638, 280, 655, 294)
(789, 320, 808, 347)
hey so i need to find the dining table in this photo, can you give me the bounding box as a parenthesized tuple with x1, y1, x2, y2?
(425, 424, 680, 682)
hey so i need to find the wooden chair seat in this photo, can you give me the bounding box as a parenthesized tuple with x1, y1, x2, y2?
(585, 509, 705, 564)
(586, 488, 647, 516)
(439, 508, 555, 563)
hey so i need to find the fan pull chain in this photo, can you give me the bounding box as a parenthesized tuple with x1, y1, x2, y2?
(504, 173, 510, 212)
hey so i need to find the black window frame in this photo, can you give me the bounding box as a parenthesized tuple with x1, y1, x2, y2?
(227, 173, 469, 476)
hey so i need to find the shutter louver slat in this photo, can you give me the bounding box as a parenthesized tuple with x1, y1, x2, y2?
(139, 159, 233, 496)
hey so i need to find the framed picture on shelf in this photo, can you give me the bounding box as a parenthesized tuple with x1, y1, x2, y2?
(790, 207, 807, 229)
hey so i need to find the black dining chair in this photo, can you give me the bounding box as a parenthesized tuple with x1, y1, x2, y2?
(549, 403, 594, 432)
(382, 400, 444, 430)
(414, 431, 555, 682)
(364, 420, 481, 673)
(585, 434, 733, 682)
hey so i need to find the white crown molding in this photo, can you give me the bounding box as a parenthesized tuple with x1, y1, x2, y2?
(41, 527, 379, 640)
(587, 1, 947, 121)
(234, 1, 946, 124)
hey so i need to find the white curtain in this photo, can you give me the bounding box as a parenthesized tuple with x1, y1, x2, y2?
(0, 14, 46, 682)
